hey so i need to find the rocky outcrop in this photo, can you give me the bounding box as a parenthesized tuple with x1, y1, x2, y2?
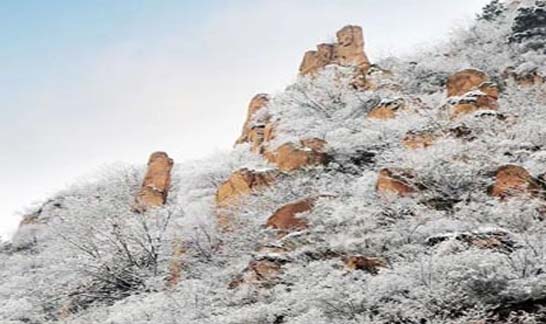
(134, 152, 174, 213)
(488, 165, 542, 199)
(342, 255, 387, 274)
(228, 258, 284, 289)
(235, 94, 270, 152)
(264, 139, 329, 172)
(446, 69, 490, 97)
(216, 168, 278, 229)
(446, 69, 500, 119)
(376, 168, 418, 197)
(266, 198, 315, 232)
(299, 25, 370, 80)
(367, 98, 405, 120)
(299, 44, 335, 75)
(216, 168, 278, 208)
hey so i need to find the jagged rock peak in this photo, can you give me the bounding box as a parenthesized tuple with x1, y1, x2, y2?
(299, 24, 371, 76)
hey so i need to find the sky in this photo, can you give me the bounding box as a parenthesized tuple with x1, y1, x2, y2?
(0, 0, 492, 240)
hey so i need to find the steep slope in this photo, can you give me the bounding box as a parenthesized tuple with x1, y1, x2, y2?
(2, 1, 546, 323)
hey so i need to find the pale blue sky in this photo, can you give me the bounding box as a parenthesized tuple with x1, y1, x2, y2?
(0, 0, 491, 239)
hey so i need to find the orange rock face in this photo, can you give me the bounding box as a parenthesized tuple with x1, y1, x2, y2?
(228, 259, 283, 289)
(334, 25, 371, 74)
(368, 99, 405, 120)
(489, 165, 542, 199)
(342, 255, 387, 274)
(134, 152, 174, 213)
(265, 139, 329, 172)
(216, 168, 278, 229)
(216, 168, 277, 207)
(236, 94, 270, 147)
(299, 25, 370, 77)
(299, 44, 335, 75)
(446, 69, 500, 119)
(266, 198, 315, 232)
(446, 69, 489, 97)
(376, 168, 417, 197)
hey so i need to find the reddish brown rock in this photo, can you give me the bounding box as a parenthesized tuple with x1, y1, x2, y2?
(216, 168, 277, 207)
(266, 198, 315, 232)
(265, 139, 329, 172)
(334, 25, 371, 74)
(446, 69, 490, 97)
(376, 168, 417, 197)
(216, 168, 278, 229)
(342, 255, 387, 274)
(134, 152, 174, 213)
(299, 44, 335, 75)
(368, 99, 405, 120)
(489, 165, 542, 199)
(299, 25, 370, 78)
(228, 259, 283, 289)
(236, 94, 270, 146)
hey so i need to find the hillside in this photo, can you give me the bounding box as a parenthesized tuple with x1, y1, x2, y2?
(2, 1, 546, 323)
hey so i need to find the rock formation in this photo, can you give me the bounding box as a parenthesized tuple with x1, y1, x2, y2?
(299, 25, 370, 82)
(264, 138, 329, 172)
(235, 94, 270, 152)
(488, 165, 542, 199)
(134, 152, 174, 213)
(265, 198, 315, 232)
(368, 98, 405, 120)
(446, 69, 490, 97)
(376, 168, 418, 197)
(216, 168, 278, 229)
(446, 69, 500, 119)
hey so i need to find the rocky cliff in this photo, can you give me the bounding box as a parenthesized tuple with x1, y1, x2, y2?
(2, 1, 546, 323)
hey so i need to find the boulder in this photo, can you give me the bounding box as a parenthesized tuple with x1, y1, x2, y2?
(134, 152, 174, 213)
(446, 69, 490, 97)
(376, 168, 418, 197)
(368, 99, 405, 120)
(266, 198, 315, 232)
(228, 258, 283, 289)
(265, 139, 329, 172)
(488, 165, 542, 199)
(342, 255, 387, 274)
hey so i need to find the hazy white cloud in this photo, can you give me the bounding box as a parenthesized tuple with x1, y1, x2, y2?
(0, 0, 491, 239)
